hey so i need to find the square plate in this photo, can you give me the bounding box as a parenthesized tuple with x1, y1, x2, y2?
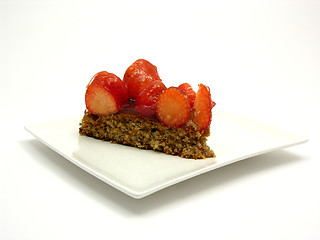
(24, 109, 308, 198)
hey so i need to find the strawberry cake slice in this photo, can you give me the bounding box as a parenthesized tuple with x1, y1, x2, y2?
(79, 59, 215, 159)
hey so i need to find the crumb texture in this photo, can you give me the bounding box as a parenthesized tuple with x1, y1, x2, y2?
(79, 111, 215, 159)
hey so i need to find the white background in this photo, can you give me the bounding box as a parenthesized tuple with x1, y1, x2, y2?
(1, 0, 320, 239)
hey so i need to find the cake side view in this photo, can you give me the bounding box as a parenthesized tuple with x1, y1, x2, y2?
(79, 59, 216, 159)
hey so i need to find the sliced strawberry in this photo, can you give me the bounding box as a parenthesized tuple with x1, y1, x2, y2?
(123, 59, 161, 100)
(193, 84, 213, 130)
(85, 83, 118, 115)
(178, 83, 196, 107)
(85, 71, 129, 115)
(155, 87, 191, 127)
(134, 80, 167, 116)
(90, 71, 129, 108)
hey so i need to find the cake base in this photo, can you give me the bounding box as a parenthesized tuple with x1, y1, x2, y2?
(79, 111, 215, 159)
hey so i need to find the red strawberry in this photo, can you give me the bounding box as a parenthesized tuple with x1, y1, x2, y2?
(178, 83, 196, 107)
(85, 71, 129, 115)
(193, 84, 213, 130)
(155, 87, 191, 127)
(85, 83, 118, 115)
(134, 80, 167, 117)
(123, 59, 161, 100)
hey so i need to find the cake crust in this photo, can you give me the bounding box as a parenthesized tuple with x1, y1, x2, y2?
(79, 111, 215, 159)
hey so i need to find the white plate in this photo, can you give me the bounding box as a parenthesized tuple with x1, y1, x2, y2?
(24, 109, 308, 198)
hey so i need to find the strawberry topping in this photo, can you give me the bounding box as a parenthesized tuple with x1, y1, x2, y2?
(134, 80, 167, 117)
(193, 84, 212, 130)
(178, 83, 196, 108)
(85, 71, 128, 115)
(155, 87, 191, 127)
(84, 60, 215, 129)
(123, 59, 161, 100)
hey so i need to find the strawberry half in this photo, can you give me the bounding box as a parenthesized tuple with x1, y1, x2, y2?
(178, 83, 196, 108)
(123, 59, 161, 100)
(85, 71, 129, 115)
(193, 84, 213, 130)
(134, 80, 167, 117)
(155, 87, 191, 127)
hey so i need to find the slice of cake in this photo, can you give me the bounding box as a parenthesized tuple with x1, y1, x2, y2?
(79, 59, 215, 159)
